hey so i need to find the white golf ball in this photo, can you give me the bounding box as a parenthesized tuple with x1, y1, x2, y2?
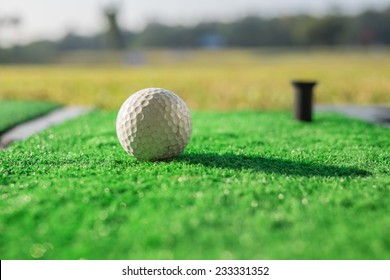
(116, 88, 192, 161)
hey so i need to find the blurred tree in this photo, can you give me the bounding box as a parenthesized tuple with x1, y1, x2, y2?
(223, 16, 264, 47)
(2, 4, 390, 64)
(290, 15, 317, 45)
(58, 33, 105, 50)
(135, 22, 194, 48)
(306, 15, 346, 45)
(103, 1, 126, 49)
(0, 41, 56, 63)
(357, 8, 390, 45)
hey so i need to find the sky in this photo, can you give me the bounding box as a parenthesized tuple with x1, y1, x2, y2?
(0, 0, 390, 47)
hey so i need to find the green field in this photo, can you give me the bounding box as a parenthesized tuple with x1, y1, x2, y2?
(1, 110, 389, 259)
(0, 100, 59, 134)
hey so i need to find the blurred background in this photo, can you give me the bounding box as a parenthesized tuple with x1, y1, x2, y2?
(0, 0, 390, 110)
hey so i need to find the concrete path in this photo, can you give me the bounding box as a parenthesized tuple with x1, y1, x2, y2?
(316, 105, 390, 127)
(0, 106, 93, 149)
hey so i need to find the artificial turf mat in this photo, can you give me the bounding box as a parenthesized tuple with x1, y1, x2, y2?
(0, 100, 60, 134)
(0, 111, 389, 259)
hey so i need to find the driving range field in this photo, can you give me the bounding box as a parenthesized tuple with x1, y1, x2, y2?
(1, 49, 390, 109)
(0, 50, 389, 259)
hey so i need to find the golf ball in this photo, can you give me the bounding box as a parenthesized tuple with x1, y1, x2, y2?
(116, 88, 192, 161)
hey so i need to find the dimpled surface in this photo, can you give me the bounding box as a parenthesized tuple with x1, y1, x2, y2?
(116, 88, 192, 161)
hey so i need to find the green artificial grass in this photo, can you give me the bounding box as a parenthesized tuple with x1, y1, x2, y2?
(0, 111, 389, 260)
(0, 100, 60, 134)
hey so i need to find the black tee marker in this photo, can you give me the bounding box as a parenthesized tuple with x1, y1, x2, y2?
(292, 81, 317, 122)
